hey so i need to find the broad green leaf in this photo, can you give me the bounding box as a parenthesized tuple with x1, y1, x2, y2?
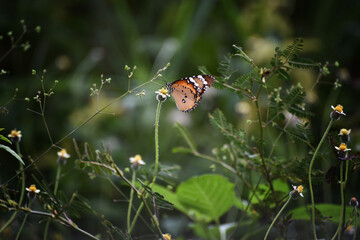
(152, 184, 209, 221)
(0, 144, 24, 165)
(289, 204, 357, 224)
(176, 174, 235, 221)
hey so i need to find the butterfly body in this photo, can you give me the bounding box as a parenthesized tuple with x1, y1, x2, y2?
(166, 75, 215, 112)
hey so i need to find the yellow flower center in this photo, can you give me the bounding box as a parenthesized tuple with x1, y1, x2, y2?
(58, 149, 70, 158)
(158, 88, 169, 95)
(338, 143, 348, 151)
(29, 184, 38, 192)
(340, 128, 349, 135)
(334, 104, 344, 113)
(134, 154, 142, 162)
(9, 129, 21, 137)
(163, 233, 172, 240)
(297, 185, 304, 193)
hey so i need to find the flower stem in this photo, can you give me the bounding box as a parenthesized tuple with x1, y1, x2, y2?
(129, 100, 163, 235)
(127, 170, 136, 233)
(264, 197, 291, 240)
(309, 118, 334, 240)
(152, 100, 162, 186)
(15, 201, 33, 240)
(44, 164, 62, 240)
(353, 206, 358, 240)
(330, 161, 344, 240)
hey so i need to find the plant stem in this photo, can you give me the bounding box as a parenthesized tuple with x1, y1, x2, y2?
(15, 201, 33, 240)
(354, 206, 358, 240)
(127, 170, 136, 233)
(254, 87, 278, 205)
(309, 118, 334, 240)
(129, 99, 163, 236)
(264, 197, 291, 240)
(338, 161, 345, 240)
(151, 100, 162, 186)
(341, 160, 350, 238)
(44, 164, 62, 240)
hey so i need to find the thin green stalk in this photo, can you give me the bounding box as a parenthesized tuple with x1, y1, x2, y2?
(341, 160, 350, 238)
(127, 170, 136, 232)
(0, 142, 25, 233)
(53, 165, 62, 196)
(254, 89, 278, 205)
(309, 118, 334, 240)
(151, 100, 162, 186)
(353, 206, 358, 240)
(44, 164, 62, 240)
(129, 99, 163, 234)
(331, 161, 344, 240)
(264, 197, 291, 240)
(15, 201, 33, 240)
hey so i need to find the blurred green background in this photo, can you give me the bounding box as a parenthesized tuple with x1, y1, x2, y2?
(1, 0, 360, 239)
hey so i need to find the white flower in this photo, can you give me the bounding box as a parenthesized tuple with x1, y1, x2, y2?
(155, 87, 171, 101)
(26, 184, 40, 194)
(57, 149, 70, 159)
(129, 154, 145, 166)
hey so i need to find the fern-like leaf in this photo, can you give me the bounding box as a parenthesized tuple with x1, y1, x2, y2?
(288, 56, 320, 69)
(209, 109, 246, 144)
(282, 38, 304, 60)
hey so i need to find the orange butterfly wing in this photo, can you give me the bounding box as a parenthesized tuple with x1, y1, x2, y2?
(167, 75, 215, 112)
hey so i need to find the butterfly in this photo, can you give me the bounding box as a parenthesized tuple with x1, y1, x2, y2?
(166, 75, 215, 112)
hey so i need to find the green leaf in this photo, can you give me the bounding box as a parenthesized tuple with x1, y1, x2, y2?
(191, 222, 220, 240)
(173, 122, 197, 153)
(232, 44, 254, 65)
(289, 204, 356, 224)
(0, 134, 11, 144)
(152, 184, 188, 215)
(252, 179, 289, 204)
(138, 179, 174, 210)
(277, 68, 291, 81)
(282, 38, 304, 60)
(171, 146, 194, 154)
(209, 109, 246, 144)
(218, 54, 233, 80)
(176, 174, 235, 221)
(0, 144, 24, 165)
(288, 56, 320, 69)
(231, 70, 258, 90)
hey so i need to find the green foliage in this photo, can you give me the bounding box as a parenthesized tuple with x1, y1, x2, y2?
(0, 144, 24, 165)
(176, 174, 235, 222)
(252, 179, 289, 204)
(209, 109, 246, 144)
(270, 83, 313, 120)
(289, 204, 357, 224)
(0, 16, 356, 240)
(138, 179, 174, 210)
